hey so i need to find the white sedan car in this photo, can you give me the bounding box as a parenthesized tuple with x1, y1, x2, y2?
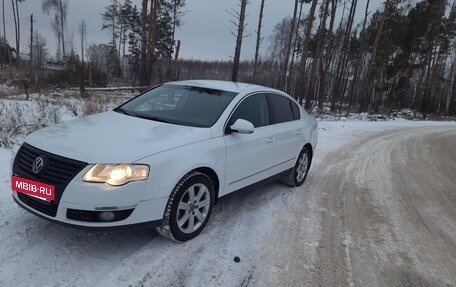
(11, 80, 318, 241)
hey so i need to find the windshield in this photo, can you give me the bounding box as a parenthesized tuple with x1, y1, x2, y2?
(115, 84, 238, 127)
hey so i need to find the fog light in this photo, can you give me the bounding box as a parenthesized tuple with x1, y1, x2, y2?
(99, 211, 115, 222)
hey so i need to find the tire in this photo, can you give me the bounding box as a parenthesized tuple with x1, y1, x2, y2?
(282, 146, 312, 187)
(156, 171, 215, 242)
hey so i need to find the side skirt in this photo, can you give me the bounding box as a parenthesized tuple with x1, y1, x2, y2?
(217, 168, 293, 203)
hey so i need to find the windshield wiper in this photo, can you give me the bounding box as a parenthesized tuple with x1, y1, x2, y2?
(114, 108, 172, 124)
(134, 114, 172, 124)
(113, 107, 134, 116)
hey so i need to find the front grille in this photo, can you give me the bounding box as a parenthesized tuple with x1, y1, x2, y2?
(66, 209, 134, 222)
(13, 143, 88, 217)
(15, 143, 86, 185)
(17, 193, 58, 217)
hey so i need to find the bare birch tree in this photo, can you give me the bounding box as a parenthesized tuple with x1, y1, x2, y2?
(79, 19, 87, 62)
(230, 0, 249, 82)
(253, 0, 265, 80)
(42, 0, 68, 59)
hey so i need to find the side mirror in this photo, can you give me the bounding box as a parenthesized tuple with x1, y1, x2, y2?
(229, 119, 254, 134)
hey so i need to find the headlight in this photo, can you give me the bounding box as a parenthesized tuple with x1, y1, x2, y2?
(82, 164, 149, 186)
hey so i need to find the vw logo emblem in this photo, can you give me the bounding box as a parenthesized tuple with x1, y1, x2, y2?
(32, 156, 45, 174)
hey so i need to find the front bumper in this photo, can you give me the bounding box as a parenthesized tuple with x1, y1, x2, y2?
(12, 142, 168, 229)
(13, 191, 166, 230)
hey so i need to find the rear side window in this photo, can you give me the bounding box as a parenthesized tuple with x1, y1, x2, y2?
(267, 94, 294, 124)
(228, 94, 270, 128)
(291, 101, 300, 120)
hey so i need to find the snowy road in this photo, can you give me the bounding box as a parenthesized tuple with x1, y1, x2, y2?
(1, 120, 455, 287)
(257, 125, 456, 287)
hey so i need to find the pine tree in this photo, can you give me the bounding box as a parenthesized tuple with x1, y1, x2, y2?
(156, 0, 175, 59)
(169, 0, 185, 51)
(128, 4, 141, 83)
(101, 0, 120, 76)
(119, 0, 132, 73)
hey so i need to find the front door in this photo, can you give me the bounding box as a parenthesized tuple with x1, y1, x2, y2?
(223, 93, 276, 194)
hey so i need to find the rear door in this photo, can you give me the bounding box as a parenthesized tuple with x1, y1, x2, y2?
(266, 93, 303, 171)
(223, 93, 277, 194)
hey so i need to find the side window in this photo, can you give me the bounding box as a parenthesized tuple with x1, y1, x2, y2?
(228, 94, 270, 128)
(268, 94, 294, 124)
(291, 101, 301, 120)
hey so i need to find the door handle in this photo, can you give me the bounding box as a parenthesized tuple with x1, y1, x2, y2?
(266, 137, 276, 143)
(296, 130, 303, 136)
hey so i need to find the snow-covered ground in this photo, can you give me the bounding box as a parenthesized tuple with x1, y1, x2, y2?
(0, 93, 125, 148)
(1, 95, 455, 286)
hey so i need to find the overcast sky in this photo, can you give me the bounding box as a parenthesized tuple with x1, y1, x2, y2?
(2, 0, 383, 61)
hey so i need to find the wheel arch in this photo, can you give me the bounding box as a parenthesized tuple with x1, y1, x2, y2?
(191, 167, 220, 203)
(304, 143, 313, 160)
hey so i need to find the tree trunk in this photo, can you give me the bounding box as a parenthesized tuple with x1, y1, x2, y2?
(11, 0, 17, 59)
(231, 0, 248, 82)
(172, 0, 184, 59)
(253, 0, 265, 81)
(449, 68, 456, 116)
(147, 0, 159, 84)
(122, 30, 127, 77)
(339, 72, 350, 114)
(296, 0, 318, 105)
(414, 63, 427, 111)
(1, 0, 5, 68)
(316, 0, 332, 110)
(118, 22, 123, 59)
(59, 0, 65, 57)
(279, 0, 299, 90)
(56, 35, 61, 60)
(317, 0, 338, 110)
(111, 9, 118, 76)
(317, 60, 326, 111)
(80, 21, 85, 62)
(359, 0, 390, 113)
(331, 0, 358, 112)
(119, 27, 123, 75)
(307, 0, 330, 110)
(430, 49, 444, 114)
(0, 0, 4, 67)
(29, 14, 33, 69)
(139, 0, 148, 86)
(347, 0, 370, 114)
(15, 0, 20, 58)
(287, 0, 304, 94)
(2, 0, 5, 40)
(174, 39, 181, 80)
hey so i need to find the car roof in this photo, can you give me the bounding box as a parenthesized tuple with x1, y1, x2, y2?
(167, 79, 278, 94)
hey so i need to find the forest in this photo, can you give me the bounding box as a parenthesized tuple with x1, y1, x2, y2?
(0, 0, 455, 116)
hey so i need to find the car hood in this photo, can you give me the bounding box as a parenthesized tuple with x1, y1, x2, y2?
(25, 111, 212, 163)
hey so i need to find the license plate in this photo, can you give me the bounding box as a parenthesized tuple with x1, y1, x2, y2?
(11, 176, 55, 202)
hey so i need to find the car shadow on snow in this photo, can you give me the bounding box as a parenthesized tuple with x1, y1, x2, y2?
(10, 208, 159, 257)
(8, 179, 291, 268)
(3, 180, 296, 285)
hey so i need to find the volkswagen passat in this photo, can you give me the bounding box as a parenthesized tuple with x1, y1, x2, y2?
(11, 80, 318, 241)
